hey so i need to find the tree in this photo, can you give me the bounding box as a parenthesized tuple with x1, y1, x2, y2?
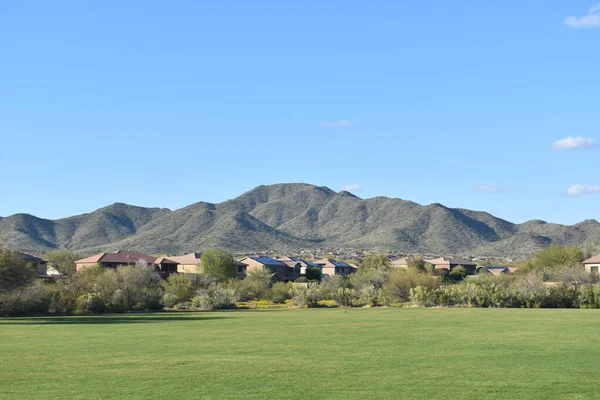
(382, 268, 440, 303)
(449, 265, 467, 281)
(0, 246, 36, 293)
(114, 264, 161, 311)
(582, 241, 600, 260)
(0, 246, 37, 315)
(201, 249, 236, 280)
(533, 245, 583, 270)
(358, 254, 391, 274)
(162, 273, 195, 303)
(44, 250, 80, 275)
(407, 256, 426, 272)
(305, 266, 322, 281)
(239, 268, 271, 300)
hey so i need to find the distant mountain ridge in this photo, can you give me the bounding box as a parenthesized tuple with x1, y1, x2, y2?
(1, 183, 599, 257)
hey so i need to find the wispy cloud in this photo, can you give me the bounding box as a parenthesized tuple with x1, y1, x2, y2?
(474, 184, 516, 193)
(566, 184, 600, 196)
(322, 119, 355, 127)
(341, 184, 362, 193)
(565, 3, 600, 28)
(551, 136, 597, 150)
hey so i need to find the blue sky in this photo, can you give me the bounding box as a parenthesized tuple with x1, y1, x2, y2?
(1, 1, 599, 224)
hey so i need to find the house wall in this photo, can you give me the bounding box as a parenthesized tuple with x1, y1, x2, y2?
(76, 262, 98, 272)
(321, 266, 356, 277)
(584, 263, 600, 273)
(177, 263, 201, 273)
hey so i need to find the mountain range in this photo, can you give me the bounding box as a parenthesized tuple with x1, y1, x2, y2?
(1, 183, 599, 257)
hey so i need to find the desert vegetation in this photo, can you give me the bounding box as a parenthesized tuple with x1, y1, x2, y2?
(2, 244, 600, 316)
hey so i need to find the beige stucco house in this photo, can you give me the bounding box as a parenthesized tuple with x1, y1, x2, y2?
(583, 254, 600, 274)
(238, 256, 298, 281)
(20, 251, 61, 278)
(424, 257, 478, 275)
(391, 257, 409, 269)
(315, 259, 357, 277)
(166, 253, 202, 273)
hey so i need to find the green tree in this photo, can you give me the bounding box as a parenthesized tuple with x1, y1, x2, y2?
(382, 268, 440, 303)
(0, 246, 37, 315)
(407, 256, 426, 272)
(162, 273, 195, 303)
(448, 265, 467, 281)
(305, 266, 322, 281)
(533, 245, 583, 270)
(358, 254, 391, 274)
(582, 240, 600, 260)
(0, 246, 36, 293)
(114, 264, 161, 311)
(44, 250, 80, 275)
(201, 249, 237, 280)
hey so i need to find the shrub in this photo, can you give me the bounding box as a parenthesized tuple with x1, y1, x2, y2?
(268, 282, 291, 303)
(239, 269, 271, 301)
(410, 286, 440, 307)
(162, 293, 179, 308)
(192, 294, 214, 310)
(359, 285, 379, 307)
(382, 268, 440, 303)
(110, 290, 128, 313)
(542, 284, 579, 308)
(319, 275, 346, 300)
(291, 283, 321, 307)
(510, 271, 546, 308)
(138, 285, 164, 311)
(162, 273, 195, 303)
(333, 288, 357, 307)
(449, 266, 467, 281)
(76, 294, 106, 314)
(194, 284, 238, 310)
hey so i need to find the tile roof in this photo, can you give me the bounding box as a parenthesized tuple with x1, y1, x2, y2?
(20, 251, 48, 262)
(155, 257, 178, 264)
(75, 251, 157, 265)
(583, 254, 600, 264)
(314, 259, 351, 268)
(247, 256, 289, 267)
(424, 257, 476, 266)
(166, 253, 202, 265)
(276, 256, 320, 268)
(391, 258, 408, 265)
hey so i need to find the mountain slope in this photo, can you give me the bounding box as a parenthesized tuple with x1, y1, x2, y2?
(1, 183, 598, 257)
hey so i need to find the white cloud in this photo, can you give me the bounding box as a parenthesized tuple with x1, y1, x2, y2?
(322, 119, 354, 127)
(551, 136, 597, 150)
(341, 184, 362, 193)
(565, 3, 600, 28)
(474, 184, 516, 193)
(566, 184, 600, 196)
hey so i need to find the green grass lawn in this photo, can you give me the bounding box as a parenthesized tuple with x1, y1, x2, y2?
(1, 308, 598, 400)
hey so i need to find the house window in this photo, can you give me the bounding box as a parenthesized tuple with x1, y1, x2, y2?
(237, 265, 244, 273)
(591, 266, 599, 274)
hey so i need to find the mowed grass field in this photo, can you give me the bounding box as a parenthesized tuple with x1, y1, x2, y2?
(1, 309, 599, 400)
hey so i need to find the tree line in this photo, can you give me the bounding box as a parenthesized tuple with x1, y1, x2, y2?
(1, 243, 599, 316)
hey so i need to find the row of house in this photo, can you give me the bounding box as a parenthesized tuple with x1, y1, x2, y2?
(22, 250, 519, 280)
(26, 249, 600, 281)
(391, 257, 519, 275)
(70, 251, 359, 281)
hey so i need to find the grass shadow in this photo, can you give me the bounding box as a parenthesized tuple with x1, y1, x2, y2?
(0, 314, 229, 325)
